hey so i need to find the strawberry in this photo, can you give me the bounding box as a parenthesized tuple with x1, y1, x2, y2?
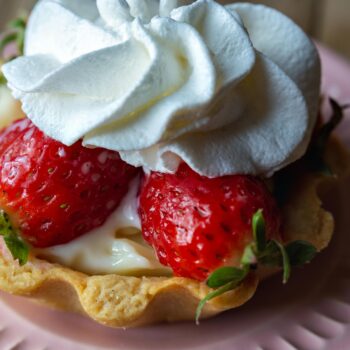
(139, 163, 280, 281)
(0, 118, 140, 249)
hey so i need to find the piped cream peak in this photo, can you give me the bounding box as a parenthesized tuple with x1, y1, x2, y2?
(2, 0, 320, 177)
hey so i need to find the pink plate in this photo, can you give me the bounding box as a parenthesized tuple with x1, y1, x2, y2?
(0, 46, 350, 350)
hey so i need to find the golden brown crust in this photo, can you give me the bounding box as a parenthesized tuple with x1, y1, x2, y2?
(283, 137, 350, 249)
(0, 248, 258, 327)
(0, 138, 349, 327)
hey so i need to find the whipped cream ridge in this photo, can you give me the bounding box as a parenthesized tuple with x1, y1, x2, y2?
(2, 0, 320, 177)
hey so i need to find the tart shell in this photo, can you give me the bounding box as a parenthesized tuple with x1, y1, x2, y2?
(0, 138, 349, 328)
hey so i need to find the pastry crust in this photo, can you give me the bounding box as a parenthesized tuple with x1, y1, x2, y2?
(0, 138, 349, 327)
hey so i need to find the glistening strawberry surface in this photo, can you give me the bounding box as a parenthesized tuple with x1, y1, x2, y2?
(140, 163, 281, 281)
(0, 118, 139, 248)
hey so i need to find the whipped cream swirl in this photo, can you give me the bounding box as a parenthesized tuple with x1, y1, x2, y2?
(2, 0, 320, 177)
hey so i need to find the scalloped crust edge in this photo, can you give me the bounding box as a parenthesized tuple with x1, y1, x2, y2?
(0, 138, 349, 328)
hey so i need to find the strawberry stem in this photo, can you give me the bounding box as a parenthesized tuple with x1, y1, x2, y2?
(196, 271, 249, 325)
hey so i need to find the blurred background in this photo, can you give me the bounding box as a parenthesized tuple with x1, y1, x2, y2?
(0, 0, 350, 59)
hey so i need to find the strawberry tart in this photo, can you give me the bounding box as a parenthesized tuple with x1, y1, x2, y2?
(0, 0, 349, 327)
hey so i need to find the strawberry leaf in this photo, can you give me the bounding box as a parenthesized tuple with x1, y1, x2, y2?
(0, 33, 18, 52)
(207, 266, 248, 288)
(252, 209, 266, 252)
(196, 280, 243, 325)
(285, 240, 317, 266)
(9, 18, 26, 30)
(0, 210, 29, 266)
(196, 210, 317, 324)
(272, 240, 290, 284)
(0, 211, 13, 235)
(197, 265, 250, 322)
(258, 240, 282, 266)
(0, 73, 6, 85)
(3, 234, 29, 266)
(196, 283, 232, 325)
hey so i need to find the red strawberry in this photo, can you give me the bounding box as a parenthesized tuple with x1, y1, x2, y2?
(139, 163, 280, 281)
(0, 118, 140, 248)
